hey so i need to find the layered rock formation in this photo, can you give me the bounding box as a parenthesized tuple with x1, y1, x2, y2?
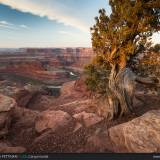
(0, 80, 47, 109)
(0, 48, 93, 84)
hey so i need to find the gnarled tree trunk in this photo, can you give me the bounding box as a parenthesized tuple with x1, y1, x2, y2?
(96, 64, 159, 120)
(108, 65, 136, 118)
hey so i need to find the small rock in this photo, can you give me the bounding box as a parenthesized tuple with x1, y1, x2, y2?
(35, 110, 72, 133)
(73, 111, 103, 127)
(0, 94, 16, 112)
(73, 122, 83, 133)
(0, 143, 26, 153)
(0, 146, 26, 153)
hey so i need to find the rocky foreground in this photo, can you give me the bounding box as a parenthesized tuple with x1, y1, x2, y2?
(0, 78, 159, 153)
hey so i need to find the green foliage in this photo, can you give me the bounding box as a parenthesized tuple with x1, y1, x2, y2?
(84, 64, 98, 92)
(91, 0, 160, 65)
(85, 0, 160, 93)
(84, 56, 110, 94)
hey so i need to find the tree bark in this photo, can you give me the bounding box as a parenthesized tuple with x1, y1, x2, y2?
(135, 76, 159, 85)
(108, 65, 136, 118)
(97, 64, 159, 120)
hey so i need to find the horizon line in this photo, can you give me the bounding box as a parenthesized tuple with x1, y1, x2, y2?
(0, 47, 92, 49)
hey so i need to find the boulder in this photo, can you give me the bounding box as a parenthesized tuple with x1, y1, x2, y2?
(0, 143, 26, 153)
(0, 94, 16, 112)
(35, 110, 72, 133)
(74, 76, 91, 97)
(73, 111, 103, 127)
(27, 95, 52, 111)
(13, 89, 34, 107)
(0, 94, 16, 136)
(12, 107, 39, 129)
(60, 78, 91, 100)
(60, 81, 76, 98)
(84, 130, 112, 153)
(57, 99, 95, 115)
(73, 99, 95, 114)
(108, 110, 160, 153)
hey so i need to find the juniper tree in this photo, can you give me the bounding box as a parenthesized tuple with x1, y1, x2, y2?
(87, 0, 160, 119)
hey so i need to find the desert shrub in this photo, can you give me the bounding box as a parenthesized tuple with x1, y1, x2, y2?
(84, 55, 111, 94)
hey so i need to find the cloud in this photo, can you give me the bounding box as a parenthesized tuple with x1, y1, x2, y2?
(0, 20, 29, 30)
(59, 31, 76, 36)
(59, 31, 70, 35)
(0, 20, 13, 26)
(20, 24, 29, 29)
(152, 32, 160, 44)
(0, 0, 89, 32)
(0, 20, 16, 29)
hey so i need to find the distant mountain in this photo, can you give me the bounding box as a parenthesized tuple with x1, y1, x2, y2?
(0, 48, 20, 52)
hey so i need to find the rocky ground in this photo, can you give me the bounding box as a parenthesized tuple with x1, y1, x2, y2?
(0, 77, 159, 153)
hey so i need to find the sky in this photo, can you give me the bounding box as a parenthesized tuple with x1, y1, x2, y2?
(0, 0, 111, 48)
(0, 0, 159, 48)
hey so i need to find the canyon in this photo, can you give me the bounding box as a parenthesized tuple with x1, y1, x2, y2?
(0, 48, 93, 85)
(0, 48, 159, 153)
